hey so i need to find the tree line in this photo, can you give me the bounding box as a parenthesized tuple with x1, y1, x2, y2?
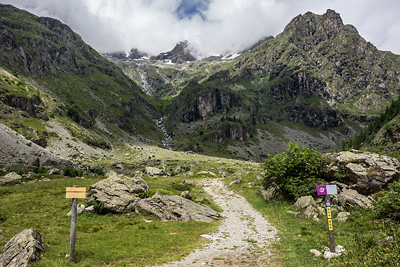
(342, 95, 400, 150)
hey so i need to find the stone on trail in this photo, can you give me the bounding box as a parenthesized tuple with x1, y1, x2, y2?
(135, 193, 220, 222)
(0, 228, 44, 267)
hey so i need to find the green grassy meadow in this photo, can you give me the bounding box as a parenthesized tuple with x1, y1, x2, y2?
(0, 175, 218, 267)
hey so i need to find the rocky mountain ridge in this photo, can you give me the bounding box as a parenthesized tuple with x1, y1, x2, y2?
(160, 9, 400, 159)
(0, 5, 399, 163)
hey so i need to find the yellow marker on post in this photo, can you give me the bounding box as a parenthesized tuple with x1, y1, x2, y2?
(317, 184, 338, 252)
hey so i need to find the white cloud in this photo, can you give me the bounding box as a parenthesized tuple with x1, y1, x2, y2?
(2, 0, 400, 55)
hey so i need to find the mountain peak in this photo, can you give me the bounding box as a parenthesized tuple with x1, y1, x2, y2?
(283, 9, 345, 39)
(323, 9, 344, 33)
(152, 40, 197, 63)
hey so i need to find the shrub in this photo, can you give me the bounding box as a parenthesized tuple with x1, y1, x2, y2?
(33, 166, 48, 174)
(374, 180, 400, 221)
(5, 164, 26, 175)
(93, 168, 105, 176)
(63, 166, 83, 177)
(262, 142, 329, 201)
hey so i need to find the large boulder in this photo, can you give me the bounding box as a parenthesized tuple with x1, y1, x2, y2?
(338, 189, 373, 208)
(327, 150, 400, 195)
(135, 193, 220, 223)
(87, 172, 149, 213)
(0, 229, 44, 267)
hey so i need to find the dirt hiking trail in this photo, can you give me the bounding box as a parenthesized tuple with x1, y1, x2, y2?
(157, 178, 279, 266)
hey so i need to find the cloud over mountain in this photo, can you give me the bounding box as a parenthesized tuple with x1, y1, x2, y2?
(3, 0, 400, 55)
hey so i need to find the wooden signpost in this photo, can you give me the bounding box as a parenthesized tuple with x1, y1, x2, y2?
(316, 184, 338, 253)
(66, 186, 86, 261)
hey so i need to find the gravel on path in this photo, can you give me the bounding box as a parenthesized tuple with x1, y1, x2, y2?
(157, 178, 279, 267)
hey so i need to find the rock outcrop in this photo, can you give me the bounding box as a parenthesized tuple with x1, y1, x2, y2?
(135, 193, 220, 222)
(0, 229, 44, 267)
(0, 123, 70, 167)
(87, 172, 149, 213)
(327, 150, 400, 195)
(338, 189, 373, 208)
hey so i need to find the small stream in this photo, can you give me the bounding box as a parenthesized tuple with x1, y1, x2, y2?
(156, 117, 173, 150)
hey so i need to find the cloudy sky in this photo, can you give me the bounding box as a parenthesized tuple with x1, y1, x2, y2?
(3, 0, 400, 56)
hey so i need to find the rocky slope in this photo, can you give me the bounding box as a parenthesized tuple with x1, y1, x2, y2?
(0, 4, 161, 138)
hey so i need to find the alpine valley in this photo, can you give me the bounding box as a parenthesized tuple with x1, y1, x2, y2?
(3, 4, 400, 267)
(0, 4, 400, 165)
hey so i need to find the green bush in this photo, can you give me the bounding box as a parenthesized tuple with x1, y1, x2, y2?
(5, 164, 26, 175)
(262, 142, 329, 201)
(374, 180, 400, 221)
(33, 166, 48, 174)
(63, 166, 83, 177)
(93, 168, 105, 176)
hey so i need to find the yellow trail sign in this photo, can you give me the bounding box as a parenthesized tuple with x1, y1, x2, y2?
(66, 187, 86, 199)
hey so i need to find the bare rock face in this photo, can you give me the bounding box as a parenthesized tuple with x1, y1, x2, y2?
(327, 150, 400, 195)
(0, 229, 44, 267)
(87, 172, 149, 213)
(136, 193, 220, 223)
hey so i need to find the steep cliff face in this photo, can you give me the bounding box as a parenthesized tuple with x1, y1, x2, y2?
(169, 81, 242, 123)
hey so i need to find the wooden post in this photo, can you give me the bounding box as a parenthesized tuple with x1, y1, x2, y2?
(325, 195, 335, 252)
(66, 186, 86, 261)
(69, 185, 78, 261)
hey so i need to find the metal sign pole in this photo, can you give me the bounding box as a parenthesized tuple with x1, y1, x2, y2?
(325, 195, 335, 252)
(317, 184, 337, 253)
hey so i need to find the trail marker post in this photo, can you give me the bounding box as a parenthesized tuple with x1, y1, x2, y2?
(66, 186, 86, 261)
(316, 184, 338, 252)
